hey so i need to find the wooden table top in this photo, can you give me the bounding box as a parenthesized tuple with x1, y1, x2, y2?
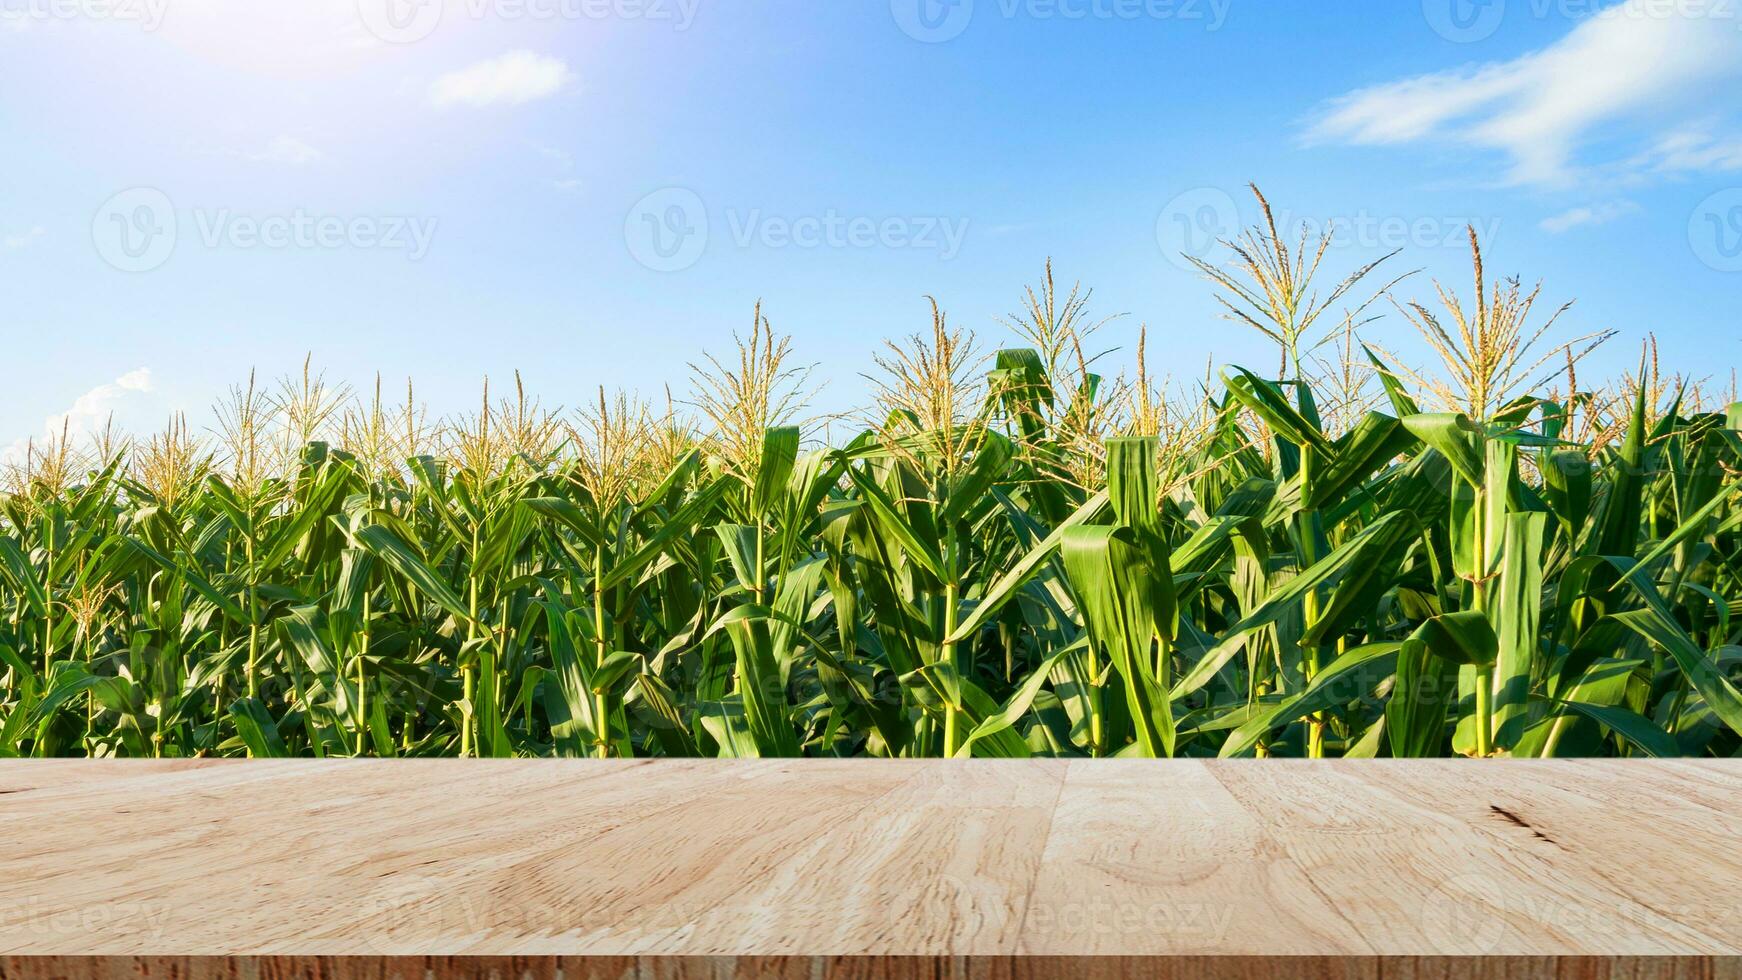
(0, 759, 1736, 958)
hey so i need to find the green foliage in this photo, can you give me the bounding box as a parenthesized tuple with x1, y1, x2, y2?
(3, 256, 1741, 759)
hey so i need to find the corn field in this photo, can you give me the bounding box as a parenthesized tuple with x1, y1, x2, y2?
(4, 193, 1741, 759)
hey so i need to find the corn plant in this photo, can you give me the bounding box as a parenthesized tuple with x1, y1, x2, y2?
(3, 192, 1741, 759)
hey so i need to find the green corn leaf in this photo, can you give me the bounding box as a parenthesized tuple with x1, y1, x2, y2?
(1364, 344, 1421, 418)
(751, 426, 801, 519)
(1175, 511, 1410, 699)
(1401, 413, 1485, 487)
(1415, 610, 1499, 667)
(1219, 642, 1402, 757)
(355, 523, 475, 625)
(1223, 367, 1334, 454)
(842, 464, 946, 582)
(601, 475, 731, 590)
(709, 605, 800, 757)
(228, 698, 289, 758)
(1561, 701, 1679, 758)
(1614, 602, 1742, 738)
(945, 489, 1109, 644)
(1387, 634, 1457, 758)
(1492, 511, 1546, 748)
(957, 637, 1086, 757)
(1061, 524, 1176, 757)
(1595, 359, 1650, 558)
(1304, 411, 1413, 511)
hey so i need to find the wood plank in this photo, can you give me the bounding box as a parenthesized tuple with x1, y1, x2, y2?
(1019, 759, 1356, 955)
(1205, 761, 1734, 954)
(2, 957, 1738, 980)
(0, 759, 1736, 970)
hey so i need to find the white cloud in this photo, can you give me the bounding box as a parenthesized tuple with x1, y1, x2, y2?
(3, 226, 44, 249)
(429, 51, 571, 109)
(529, 141, 574, 169)
(1539, 200, 1640, 233)
(244, 135, 324, 165)
(1631, 124, 1742, 173)
(1, 369, 153, 467)
(1308, 0, 1742, 186)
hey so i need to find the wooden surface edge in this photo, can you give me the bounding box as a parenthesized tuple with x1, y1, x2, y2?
(5, 760, 1741, 958)
(4, 956, 1741, 980)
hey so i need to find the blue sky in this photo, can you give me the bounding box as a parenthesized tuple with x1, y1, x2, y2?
(2, 0, 1740, 457)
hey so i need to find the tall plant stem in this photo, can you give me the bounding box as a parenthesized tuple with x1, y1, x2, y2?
(1473, 666, 1494, 757)
(245, 519, 261, 746)
(355, 486, 374, 756)
(753, 523, 766, 605)
(941, 581, 961, 757)
(356, 590, 372, 756)
(461, 526, 480, 758)
(1296, 484, 1327, 759)
(41, 516, 55, 676)
(1470, 480, 1494, 757)
(593, 545, 610, 759)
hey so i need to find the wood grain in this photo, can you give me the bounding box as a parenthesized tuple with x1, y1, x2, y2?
(0, 760, 1737, 970)
(2, 958, 1739, 980)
